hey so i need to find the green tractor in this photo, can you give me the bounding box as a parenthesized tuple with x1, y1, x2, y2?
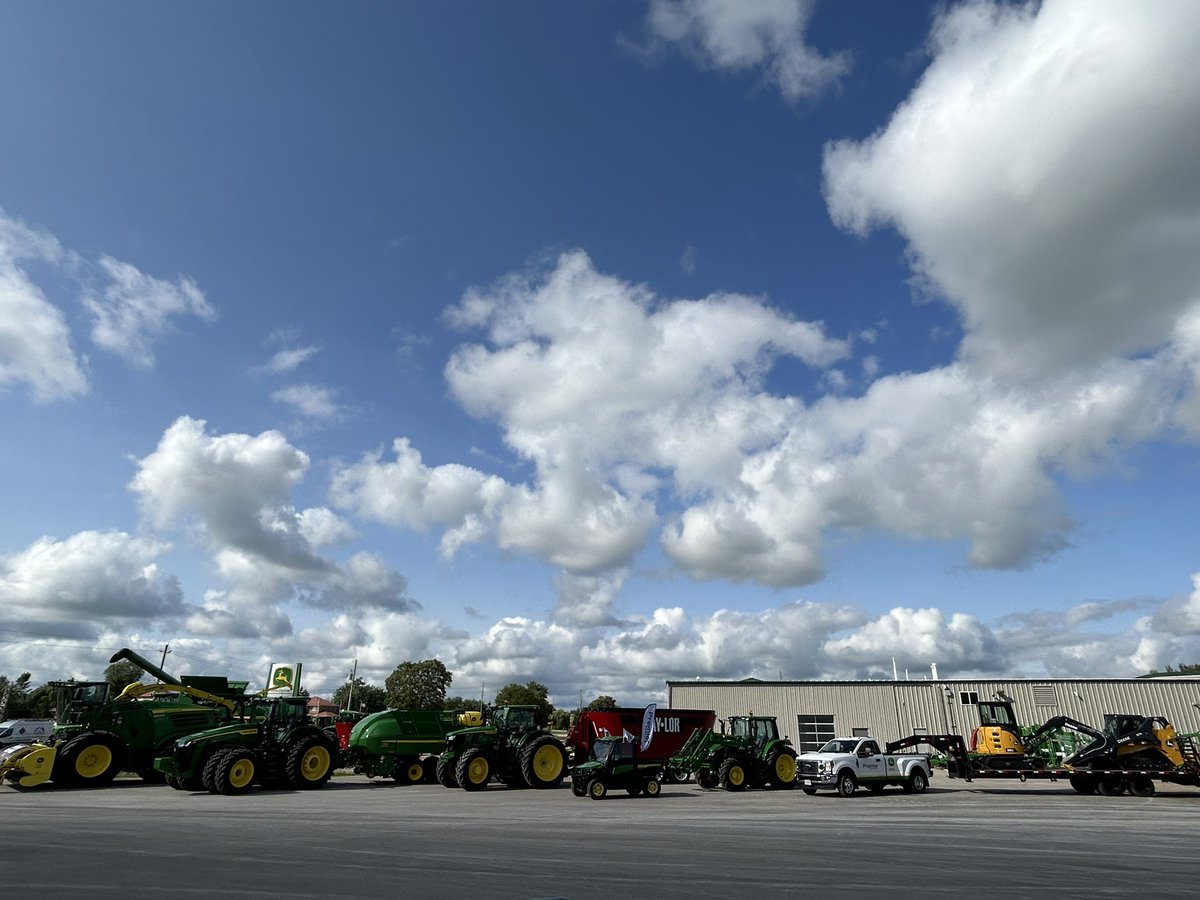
(435, 705, 567, 791)
(667, 715, 798, 791)
(154, 695, 339, 795)
(2, 648, 245, 789)
(570, 735, 664, 800)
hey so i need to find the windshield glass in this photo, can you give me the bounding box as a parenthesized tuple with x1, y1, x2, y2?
(818, 740, 862, 754)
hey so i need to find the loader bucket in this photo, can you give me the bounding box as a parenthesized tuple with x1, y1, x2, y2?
(0, 743, 58, 788)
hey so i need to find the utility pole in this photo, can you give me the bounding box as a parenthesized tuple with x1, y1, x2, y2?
(159, 643, 171, 676)
(346, 658, 357, 712)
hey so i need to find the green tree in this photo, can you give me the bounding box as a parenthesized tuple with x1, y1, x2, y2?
(587, 695, 617, 711)
(444, 695, 483, 713)
(104, 659, 144, 693)
(332, 678, 387, 713)
(0, 672, 32, 719)
(493, 681, 553, 725)
(549, 708, 571, 729)
(385, 659, 452, 709)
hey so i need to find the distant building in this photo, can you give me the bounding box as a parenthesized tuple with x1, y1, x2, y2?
(306, 695, 339, 720)
(667, 677, 1200, 751)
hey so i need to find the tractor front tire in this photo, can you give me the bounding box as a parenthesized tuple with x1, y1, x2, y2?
(456, 748, 493, 791)
(521, 736, 566, 789)
(215, 750, 257, 796)
(766, 747, 798, 789)
(435, 755, 458, 788)
(287, 736, 335, 789)
(55, 732, 123, 787)
(719, 757, 748, 792)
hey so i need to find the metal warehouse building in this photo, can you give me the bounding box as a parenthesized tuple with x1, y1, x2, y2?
(667, 677, 1200, 751)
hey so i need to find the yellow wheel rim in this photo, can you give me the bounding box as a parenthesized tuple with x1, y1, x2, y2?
(729, 766, 744, 786)
(590, 781, 605, 798)
(300, 746, 331, 781)
(467, 756, 490, 784)
(646, 780, 660, 796)
(532, 745, 563, 780)
(776, 755, 797, 782)
(229, 758, 255, 789)
(75, 744, 113, 779)
(406, 763, 424, 782)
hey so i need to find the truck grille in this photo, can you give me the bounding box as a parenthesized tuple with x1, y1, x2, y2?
(799, 760, 819, 776)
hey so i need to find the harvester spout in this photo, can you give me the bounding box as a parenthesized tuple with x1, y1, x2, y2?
(109, 648, 181, 685)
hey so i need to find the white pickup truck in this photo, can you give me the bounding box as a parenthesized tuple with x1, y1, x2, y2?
(798, 737, 931, 797)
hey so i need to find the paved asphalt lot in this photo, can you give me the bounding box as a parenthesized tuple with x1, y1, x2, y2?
(2, 774, 1198, 898)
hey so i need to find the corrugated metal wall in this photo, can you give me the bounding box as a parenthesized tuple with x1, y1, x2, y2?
(667, 679, 1200, 750)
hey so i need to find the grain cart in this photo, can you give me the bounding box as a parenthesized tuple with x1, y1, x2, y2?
(569, 734, 664, 799)
(435, 705, 568, 791)
(343, 708, 480, 783)
(154, 695, 339, 795)
(0, 648, 245, 788)
(667, 715, 798, 791)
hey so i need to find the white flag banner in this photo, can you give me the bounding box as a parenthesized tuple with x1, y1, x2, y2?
(640, 703, 657, 752)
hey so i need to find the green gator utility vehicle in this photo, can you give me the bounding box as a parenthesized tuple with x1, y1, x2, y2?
(436, 705, 567, 791)
(570, 735, 664, 799)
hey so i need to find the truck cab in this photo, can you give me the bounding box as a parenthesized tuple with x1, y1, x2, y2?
(798, 736, 931, 797)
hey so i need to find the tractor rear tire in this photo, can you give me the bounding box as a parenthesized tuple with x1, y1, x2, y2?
(766, 747, 798, 789)
(521, 736, 566, 789)
(215, 750, 257, 796)
(286, 736, 335, 789)
(719, 757, 748, 792)
(456, 748, 493, 791)
(837, 771, 857, 797)
(55, 732, 123, 787)
(435, 755, 458, 788)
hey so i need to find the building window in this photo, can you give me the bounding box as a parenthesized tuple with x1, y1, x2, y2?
(797, 714, 835, 752)
(958, 691, 979, 705)
(911, 726, 929, 736)
(852, 727, 870, 737)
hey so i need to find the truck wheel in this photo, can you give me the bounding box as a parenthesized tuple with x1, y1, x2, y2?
(287, 736, 335, 789)
(456, 748, 493, 791)
(588, 778, 608, 800)
(1069, 774, 1098, 795)
(1096, 776, 1127, 796)
(1128, 776, 1155, 797)
(907, 770, 928, 794)
(521, 736, 566, 788)
(436, 755, 458, 788)
(55, 732, 123, 787)
(215, 750, 257, 796)
(836, 771, 857, 797)
(802, 787, 818, 795)
(719, 757, 748, 792)
(644, 779, 661, 798)
(766, 747, 798, 788)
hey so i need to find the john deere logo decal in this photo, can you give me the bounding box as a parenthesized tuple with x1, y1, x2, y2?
(273, 667, 294, 688)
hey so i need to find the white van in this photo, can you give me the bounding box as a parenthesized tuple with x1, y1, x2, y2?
(0, 719, 54, 745)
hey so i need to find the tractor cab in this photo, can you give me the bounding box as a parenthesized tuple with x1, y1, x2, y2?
(728, 716, 779, 752)
(495, 705, 537, 733)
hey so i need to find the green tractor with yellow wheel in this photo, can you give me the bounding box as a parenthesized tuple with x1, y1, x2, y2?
(435, 705, 567, 791)
(667, 714, 798, 791)
(154, 695, 339, 795)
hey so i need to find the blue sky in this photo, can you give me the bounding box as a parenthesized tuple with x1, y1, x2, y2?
(2, 0, 1199, 705)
